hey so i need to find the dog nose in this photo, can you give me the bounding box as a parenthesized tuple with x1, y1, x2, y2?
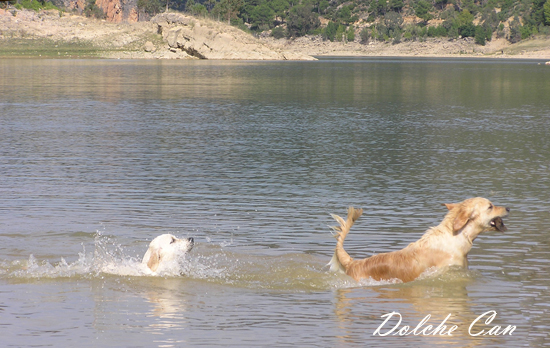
(506, 207, 510, 212)
(188, 237, 194, 244)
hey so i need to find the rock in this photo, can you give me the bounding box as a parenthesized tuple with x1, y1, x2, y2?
(143, 41, 155, 52)
(151, 13, 315, 60)
(94, 0, 139, 23)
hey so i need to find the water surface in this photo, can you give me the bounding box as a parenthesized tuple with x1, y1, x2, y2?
(1, 58, 549, 347)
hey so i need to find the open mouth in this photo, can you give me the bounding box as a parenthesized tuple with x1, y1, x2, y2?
(490, 217, 507, 232)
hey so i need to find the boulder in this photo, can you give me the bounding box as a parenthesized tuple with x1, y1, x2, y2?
(151, 13, 315, 60)
(143, 41, 155, 52)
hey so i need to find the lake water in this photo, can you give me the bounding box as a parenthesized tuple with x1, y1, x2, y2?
(1, 57, 549, 347)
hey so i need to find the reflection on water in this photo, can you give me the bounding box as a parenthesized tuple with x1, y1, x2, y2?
(2, 58, 549, 107)
(1, 58, 549, 347)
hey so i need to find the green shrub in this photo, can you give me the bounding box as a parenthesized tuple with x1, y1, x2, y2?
(458, 22, 476, 37)
(520, 24, 534, 39)
(414, 0, 433, 22)
(323, 21, 338, 41)
(286, 5, 320, 37)
(136, 0, 161, 16)
(392, 31, 401, 44)
(271, 26, 286, 39)
(85, 0, 106, 18)
(250, 3, 275, 30)
(474, 25, 486, 45)
(335, 24, 345, 41)
(360, 27, 370, 43)
(15, 0, 55, 11)
(427, 25, 447, 37)
(347, 25, 355, 42)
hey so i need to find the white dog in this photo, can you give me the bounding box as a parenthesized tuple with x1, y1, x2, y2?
(142, 234, 194, 274)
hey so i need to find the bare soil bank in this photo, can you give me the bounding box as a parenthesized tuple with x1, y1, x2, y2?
(1, 8, 549, 60)
(264, 35, 550, 59)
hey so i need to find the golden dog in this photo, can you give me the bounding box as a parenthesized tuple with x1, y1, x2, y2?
(328, 197, 509, 283)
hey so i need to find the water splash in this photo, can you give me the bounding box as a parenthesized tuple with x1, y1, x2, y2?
(1, 232, 421, 290)
(3, 232, 189, 279)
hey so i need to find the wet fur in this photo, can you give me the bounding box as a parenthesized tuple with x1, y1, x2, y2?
(329, 197, 510, 283)
(142, 234, 194, 273)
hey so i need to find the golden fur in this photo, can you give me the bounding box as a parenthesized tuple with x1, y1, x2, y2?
(329, 197, 510, 283)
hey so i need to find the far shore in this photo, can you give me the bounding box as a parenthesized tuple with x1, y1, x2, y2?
(1, 8, 549, 61)
(262, 35, 550, 61)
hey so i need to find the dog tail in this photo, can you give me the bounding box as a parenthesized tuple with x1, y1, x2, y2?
(327, 207, 363, 273)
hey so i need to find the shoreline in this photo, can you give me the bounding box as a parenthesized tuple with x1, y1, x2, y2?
(1, 9, 549, 61)
(261, 34, 550, 60)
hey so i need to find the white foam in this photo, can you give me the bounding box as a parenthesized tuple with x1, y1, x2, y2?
(8, 232, 197, 279)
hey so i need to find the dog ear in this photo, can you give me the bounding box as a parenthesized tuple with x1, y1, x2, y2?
(147, 249, 161, 272)
(443, 203, 457, 210)
(444, 203, 471, 233)
(452, 208, 470, 233)
(452, 204, 481, 234)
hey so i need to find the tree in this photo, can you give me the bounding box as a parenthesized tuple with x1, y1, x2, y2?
(414, 0, 433, 22)
(434, 0, 447, 10)
(191, 3, 208, 16)
(241, 0, 262, 23)
(545, 0, 550, 25)
(347, 24, 355, 41)
(508, 17, 522, 43)
(390, 0, 404, 12)
(457, 9, 475, 37)
(360, 27, 370, 43)
(250, 3, 275, 30)
(269, 0, 290, 20)
(457, 9, 474, 27)
(337, 5, 352, 24)
(481, 9, 499, 31)
(137, 0, 162, 16)
(384, 11, 403, 32)
(271, 26, 286, 38)
(532, 0, 547, 26)
(215, 0, 244, 24)
(369, 0, 387, 16)
(474, 25, 486, 45)
(324, 20, 338, 41)
(461, 0, 477, 15)
(318, 0, 329, 14)
(205, 0, 217, 11)
(286, 5, 320, 37)
(459, 21, 476, 37)
(335, 24, 346, 41)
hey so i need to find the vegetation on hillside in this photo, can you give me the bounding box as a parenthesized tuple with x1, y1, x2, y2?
(132, 0, 550, 45)
(3, 0, 59, 11)
(3, 0, 549, 45)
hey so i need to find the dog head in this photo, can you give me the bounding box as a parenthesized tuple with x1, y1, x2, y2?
(444, 197, 510, 237)
(142, 234, 194, 273)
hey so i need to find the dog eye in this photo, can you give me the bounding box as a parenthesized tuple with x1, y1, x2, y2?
(170, 237, 176, 244)
(488, 204, 493, 210)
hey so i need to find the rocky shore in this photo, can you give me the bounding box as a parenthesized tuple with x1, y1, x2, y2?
(1, 8, 549, 60)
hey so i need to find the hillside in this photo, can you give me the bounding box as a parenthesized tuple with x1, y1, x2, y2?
(0, 9, 314, 59)
(1, 6, 549, 59)
(70, 0, 550, 46)
(4, 0, 550, 46)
